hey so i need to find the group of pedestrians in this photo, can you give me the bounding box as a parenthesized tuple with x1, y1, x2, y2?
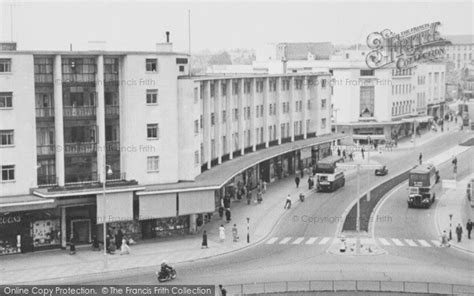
(441, 219, 473, 247)
(69, 227, 132, 255)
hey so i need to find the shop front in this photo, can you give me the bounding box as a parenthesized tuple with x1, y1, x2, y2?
(0, 209, 61, 255)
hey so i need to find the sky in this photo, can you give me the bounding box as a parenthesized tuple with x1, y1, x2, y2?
(0, 0, 472, 53)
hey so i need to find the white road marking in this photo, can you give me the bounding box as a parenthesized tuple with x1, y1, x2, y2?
(404, 239, 417, 247)
(432, 240, 441, 246)
(361, 238, 375, 245)
(279, 237, 292, 244)
(305, 237, 318, 244)
(392, 238, 404, 246)
(418, 240, 431, 247)
(378, 238, 391, 246)
(319, 237, 331, 245)
(292, 237, 305, 244)
(266, 237, 279, 244)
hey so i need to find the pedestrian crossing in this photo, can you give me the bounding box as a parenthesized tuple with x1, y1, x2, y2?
(264, 236, 442, 248)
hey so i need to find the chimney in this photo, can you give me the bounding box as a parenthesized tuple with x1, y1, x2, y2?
(156, 31, 173, 52)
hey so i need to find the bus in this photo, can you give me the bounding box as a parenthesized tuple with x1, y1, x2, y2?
(407, 163, 440, 208)
(315, 156, 345, 192)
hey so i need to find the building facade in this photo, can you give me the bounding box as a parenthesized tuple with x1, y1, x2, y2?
(445, 35, 474, 70)
(0, 42, 338, 255)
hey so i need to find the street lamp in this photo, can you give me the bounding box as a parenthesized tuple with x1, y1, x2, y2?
(449, 214, 453, 241)
(103, 164, 113, 268)
(246, 217, 250, 243)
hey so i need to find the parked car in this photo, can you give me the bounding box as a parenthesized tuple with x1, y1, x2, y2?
(375, 165, 388, 176)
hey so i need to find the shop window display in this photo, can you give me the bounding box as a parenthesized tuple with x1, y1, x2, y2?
(32, 219, 61, 247)
(0, 235, 21, 255)
(153, 216, 189, 237)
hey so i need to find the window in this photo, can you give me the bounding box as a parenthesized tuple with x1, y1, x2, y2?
(200, 115, 203, 128)
(295, 80, 303, 89)
(222, 110, 226, 123)
(179, 65, 185, 72)
(194, 120, 199, 134)
(146, 59, 158, 72)
(256, 81, 264, 93)
(269, 104, 273, 115)
(246, 106, 251, 119)
(194, 87, 199, 103)
(321, 99, 327, 109)
(307, 100, 312, 110)
(244, 82, 251, 94)
(269, 80, 277, 92)
(233, 108, 239, 121)
(360, 86, 375, 117)
(321, 79, 327, 88)
(194, 151, 200, 166)
(233, 82, 239, 95)
(0, 92, 13, 108)
(260, 104, 264, 117)
(146, 89, 158, 104)
(221, 83, 227, 95)
(0, 59, 11, 73)
(321, 118, 327, 129)
(1, 165, 14, 181)
(147, 156, 160, 172)
(0, 130, 14, 145)
(176, 58, 188, 64)
(360, 69, 374, 76)
(211, 113, 215, 126)
(147, 124, 159, 139)
(282, 80, 290, 91)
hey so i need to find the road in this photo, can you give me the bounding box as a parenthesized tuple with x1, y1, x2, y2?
(76, 131, 474, 289)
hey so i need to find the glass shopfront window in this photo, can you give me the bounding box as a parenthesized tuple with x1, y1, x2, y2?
(141, 216, 190, 239)
(0, 215, 22, 255)
(32, 218, 60, 248)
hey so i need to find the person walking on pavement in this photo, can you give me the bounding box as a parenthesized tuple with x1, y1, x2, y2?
(419, 152, 423, 165)
(219, 225, 226, 242)
(218, 285, 227, 296)
(342, 149, 346, 160)
(232, 224, 239, 242)
(295, 176, 300, 188)
(361, 147, 365, 160)
(201, 230, 208, 248)
(120, 238, 131, 255)
(440, 230, 450, 247)
(337, 148, 341, 157)
(225, 208, 231, 222)
(69, 235, 76, 255)
(115, 228, 123, 250)
(284, 194, 292, 209)
(456, 223, 463, 242)
(466, 219, 472, 239)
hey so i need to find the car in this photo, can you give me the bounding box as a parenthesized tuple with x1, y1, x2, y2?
(374, 165, 388, 176)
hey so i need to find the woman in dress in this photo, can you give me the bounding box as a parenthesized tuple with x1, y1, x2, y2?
(219, 225, 225, 242)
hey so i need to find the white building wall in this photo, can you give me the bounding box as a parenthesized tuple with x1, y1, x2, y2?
(0, 53, 37, 195)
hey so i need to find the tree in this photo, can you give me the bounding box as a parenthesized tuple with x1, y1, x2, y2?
(208, 51, 232, 65)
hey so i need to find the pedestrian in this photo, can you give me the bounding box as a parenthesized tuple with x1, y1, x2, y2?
(218, 206, 224, 219)
(337, 148, 341, 157)
(120, 239, 131, 255)
(361, 147, 365, 160)
(284, 194, 292, 209)
(219, 225, 225, 242)
(466, 219, 472, 239)
(456, 223, 463, 242)
(218, 285, 227, 296)
(262, 180, 267, 194)
(300, 168, 304, 179)
(440, 230, 450, 247)
(295, 176, 300, 188)
(452, 156, 458, 167)
(109, 236, 116, 254)
(115, 228, 123, 250)
(69, 235, 76, 255)
(308, 176, 312, 190)
(91, 235, 100, 251)
(419, 152, 423, 165)
(342, 149, 346, 160)
(225, 208, 231, 222)
(257, 189, 263, 203)
(106, 234, 111, 253)
(232, 224, 239, 242)
(349, 152, 354, 161)
(246, 190, 252, 205)
(201, 230, 208, 248)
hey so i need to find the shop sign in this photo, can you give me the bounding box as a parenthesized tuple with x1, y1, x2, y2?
(0, 215, 21, 225)
(366, 22, 451, 70)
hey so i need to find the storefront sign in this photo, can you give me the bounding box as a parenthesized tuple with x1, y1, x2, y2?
(366, 22, 451, 70)
(0, 215, 21, 225)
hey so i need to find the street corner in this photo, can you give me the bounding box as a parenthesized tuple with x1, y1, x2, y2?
(327, 236, 387, 256)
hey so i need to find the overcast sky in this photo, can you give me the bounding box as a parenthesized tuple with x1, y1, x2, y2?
(0, 0, 472, 53)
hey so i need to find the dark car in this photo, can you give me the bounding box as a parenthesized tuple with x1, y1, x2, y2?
(375, 165, 388, 176)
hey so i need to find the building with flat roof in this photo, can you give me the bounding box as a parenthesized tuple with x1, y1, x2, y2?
(0, 41, 339, 255)
(445, 35, 474, 70)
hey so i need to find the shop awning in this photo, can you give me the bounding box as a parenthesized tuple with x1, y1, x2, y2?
(0, 195, 56, 213)
(96, 191, 133, 224)
(402, 115, 433, 123)
(352, 134, 387, 140)
(139, 193, 177, 220)
(178, 190, 215, 216)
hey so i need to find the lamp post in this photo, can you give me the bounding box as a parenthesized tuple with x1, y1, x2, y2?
(247, 217, 250, 243)
(103, 164, 113, 268)
(449, 214, 453, 241)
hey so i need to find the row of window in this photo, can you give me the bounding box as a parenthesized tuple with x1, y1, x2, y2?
(392, 84, 413, 95)
(448, 45, 473, 51)
(391, 100, 415, 116)
(446, 53, 473, 60)
(392, 68, 412, 76)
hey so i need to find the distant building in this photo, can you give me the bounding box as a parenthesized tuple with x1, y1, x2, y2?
(445, 35, 474, 70)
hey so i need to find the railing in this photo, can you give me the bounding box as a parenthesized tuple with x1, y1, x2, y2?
(63, 106, 96, 118)
(36, 107, 54, 118)
(65, 171, 99, 185)
(37, 144, 56, 155)
(106, 171, 126, 182)
(64, 142, 96, 154)
(106, 141, 120, 152)
(62, 74, 96, 83)
(105, 105, 119, 116)
(37, 175, 58, 187)
(224, 280, 474, 295)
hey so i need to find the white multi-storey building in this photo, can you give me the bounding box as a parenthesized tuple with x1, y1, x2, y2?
(445, 35, 474, 70)
(0, 41, 338, 255)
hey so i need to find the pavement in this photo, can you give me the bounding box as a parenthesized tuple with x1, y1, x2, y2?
(0, 127, 469, 285)
(435, 173, 474, 253)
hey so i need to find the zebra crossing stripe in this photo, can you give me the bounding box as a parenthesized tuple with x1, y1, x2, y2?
(392, 238, 404, 246)
(404, 239, 417, 247)
(378, 238, 390, 246)
(266, 237, 278, 244)
(432, 240, 441, 246)
(292, 237, 305, 244)
(319, 237, 331, 245)
(418, 240, 431, 247)
(306, 237, 318, 244)
(279, 237, 292, 244)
